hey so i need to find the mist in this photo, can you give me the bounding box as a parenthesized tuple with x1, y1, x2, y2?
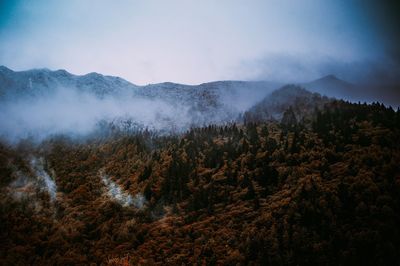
(0, 0, 393, 85)
(7, 156, 57, 204)
(101, 172, 146, 208)
(0, 86, 195, 143)
(1, 0, 399, 142)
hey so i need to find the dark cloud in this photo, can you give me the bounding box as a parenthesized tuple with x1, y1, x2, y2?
(243, 54, 400, 85)
(359, 0, 400, 64)
(243, 0, 400, 87)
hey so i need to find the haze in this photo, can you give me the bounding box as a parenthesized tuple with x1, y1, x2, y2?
(1, 0, 399, 85)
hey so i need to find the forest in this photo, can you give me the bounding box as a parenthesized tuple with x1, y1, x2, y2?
(1, 98, 400, 265)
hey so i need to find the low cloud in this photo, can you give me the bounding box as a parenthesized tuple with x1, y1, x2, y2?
(0, 86, 194, 143)
(101, 172, 146, 209)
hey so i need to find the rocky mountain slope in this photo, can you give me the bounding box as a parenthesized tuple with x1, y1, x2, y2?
(0, 66, 280, 139)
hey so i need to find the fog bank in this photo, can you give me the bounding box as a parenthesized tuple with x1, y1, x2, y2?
(0, 86, 194, 143)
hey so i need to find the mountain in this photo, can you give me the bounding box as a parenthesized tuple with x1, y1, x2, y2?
(0, 66, 280, 140)
(301, 74, 355, 99)
(0, 66, 279, 105)
(137, 80, 281, 125)
(244, 85, 332, 123)
(0, 66, 279, 107)
(1, 66, 400, 265)
(0, 65, 137, 99)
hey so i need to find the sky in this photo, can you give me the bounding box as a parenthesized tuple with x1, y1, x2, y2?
(0, 0, 399, 85)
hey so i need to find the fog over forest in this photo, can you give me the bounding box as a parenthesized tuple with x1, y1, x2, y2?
(1, 1, 400, 265)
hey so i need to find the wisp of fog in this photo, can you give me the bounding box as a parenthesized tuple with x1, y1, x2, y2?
(0, 86, 195, 143)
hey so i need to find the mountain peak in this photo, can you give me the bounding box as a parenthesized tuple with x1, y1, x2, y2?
(308, 74, 353, 87)
(317, 74, 341, 82)
(301, 74, 355, 99)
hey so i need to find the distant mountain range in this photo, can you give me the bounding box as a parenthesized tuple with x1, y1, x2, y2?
(2, 65, 397, 107)
(0, 66, 285, 140)
(0, 66, 398, 141)
(0, 65, 279, 105)
(0, 65, 137, 99)
(0, 65, 281, 112)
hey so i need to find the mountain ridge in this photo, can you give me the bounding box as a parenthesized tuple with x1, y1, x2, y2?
(0, 66, 284, 140)
(0, 65, 281, 116)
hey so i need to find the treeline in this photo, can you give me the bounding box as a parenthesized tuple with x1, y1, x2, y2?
(0, 100, 399, 265)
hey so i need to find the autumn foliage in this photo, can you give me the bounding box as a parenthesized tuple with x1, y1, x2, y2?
(1, 100, 400, 265)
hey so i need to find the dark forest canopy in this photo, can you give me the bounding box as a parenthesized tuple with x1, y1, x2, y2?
(1, 98, 400, 265)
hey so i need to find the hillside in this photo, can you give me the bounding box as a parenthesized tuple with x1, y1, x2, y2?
(1, 95, 400, 265)
(244, 85, 332, 123)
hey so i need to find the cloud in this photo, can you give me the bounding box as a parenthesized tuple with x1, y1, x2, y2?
(358, 0, 400, 63)
(0, 86, 195, 142)
(0, 0, 390, 84)
(238, 53, 400, 85)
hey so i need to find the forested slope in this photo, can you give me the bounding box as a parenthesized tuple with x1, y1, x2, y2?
(1, 100, 400, 265)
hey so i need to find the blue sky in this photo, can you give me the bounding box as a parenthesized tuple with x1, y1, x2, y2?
(0, 0, 397, 85)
